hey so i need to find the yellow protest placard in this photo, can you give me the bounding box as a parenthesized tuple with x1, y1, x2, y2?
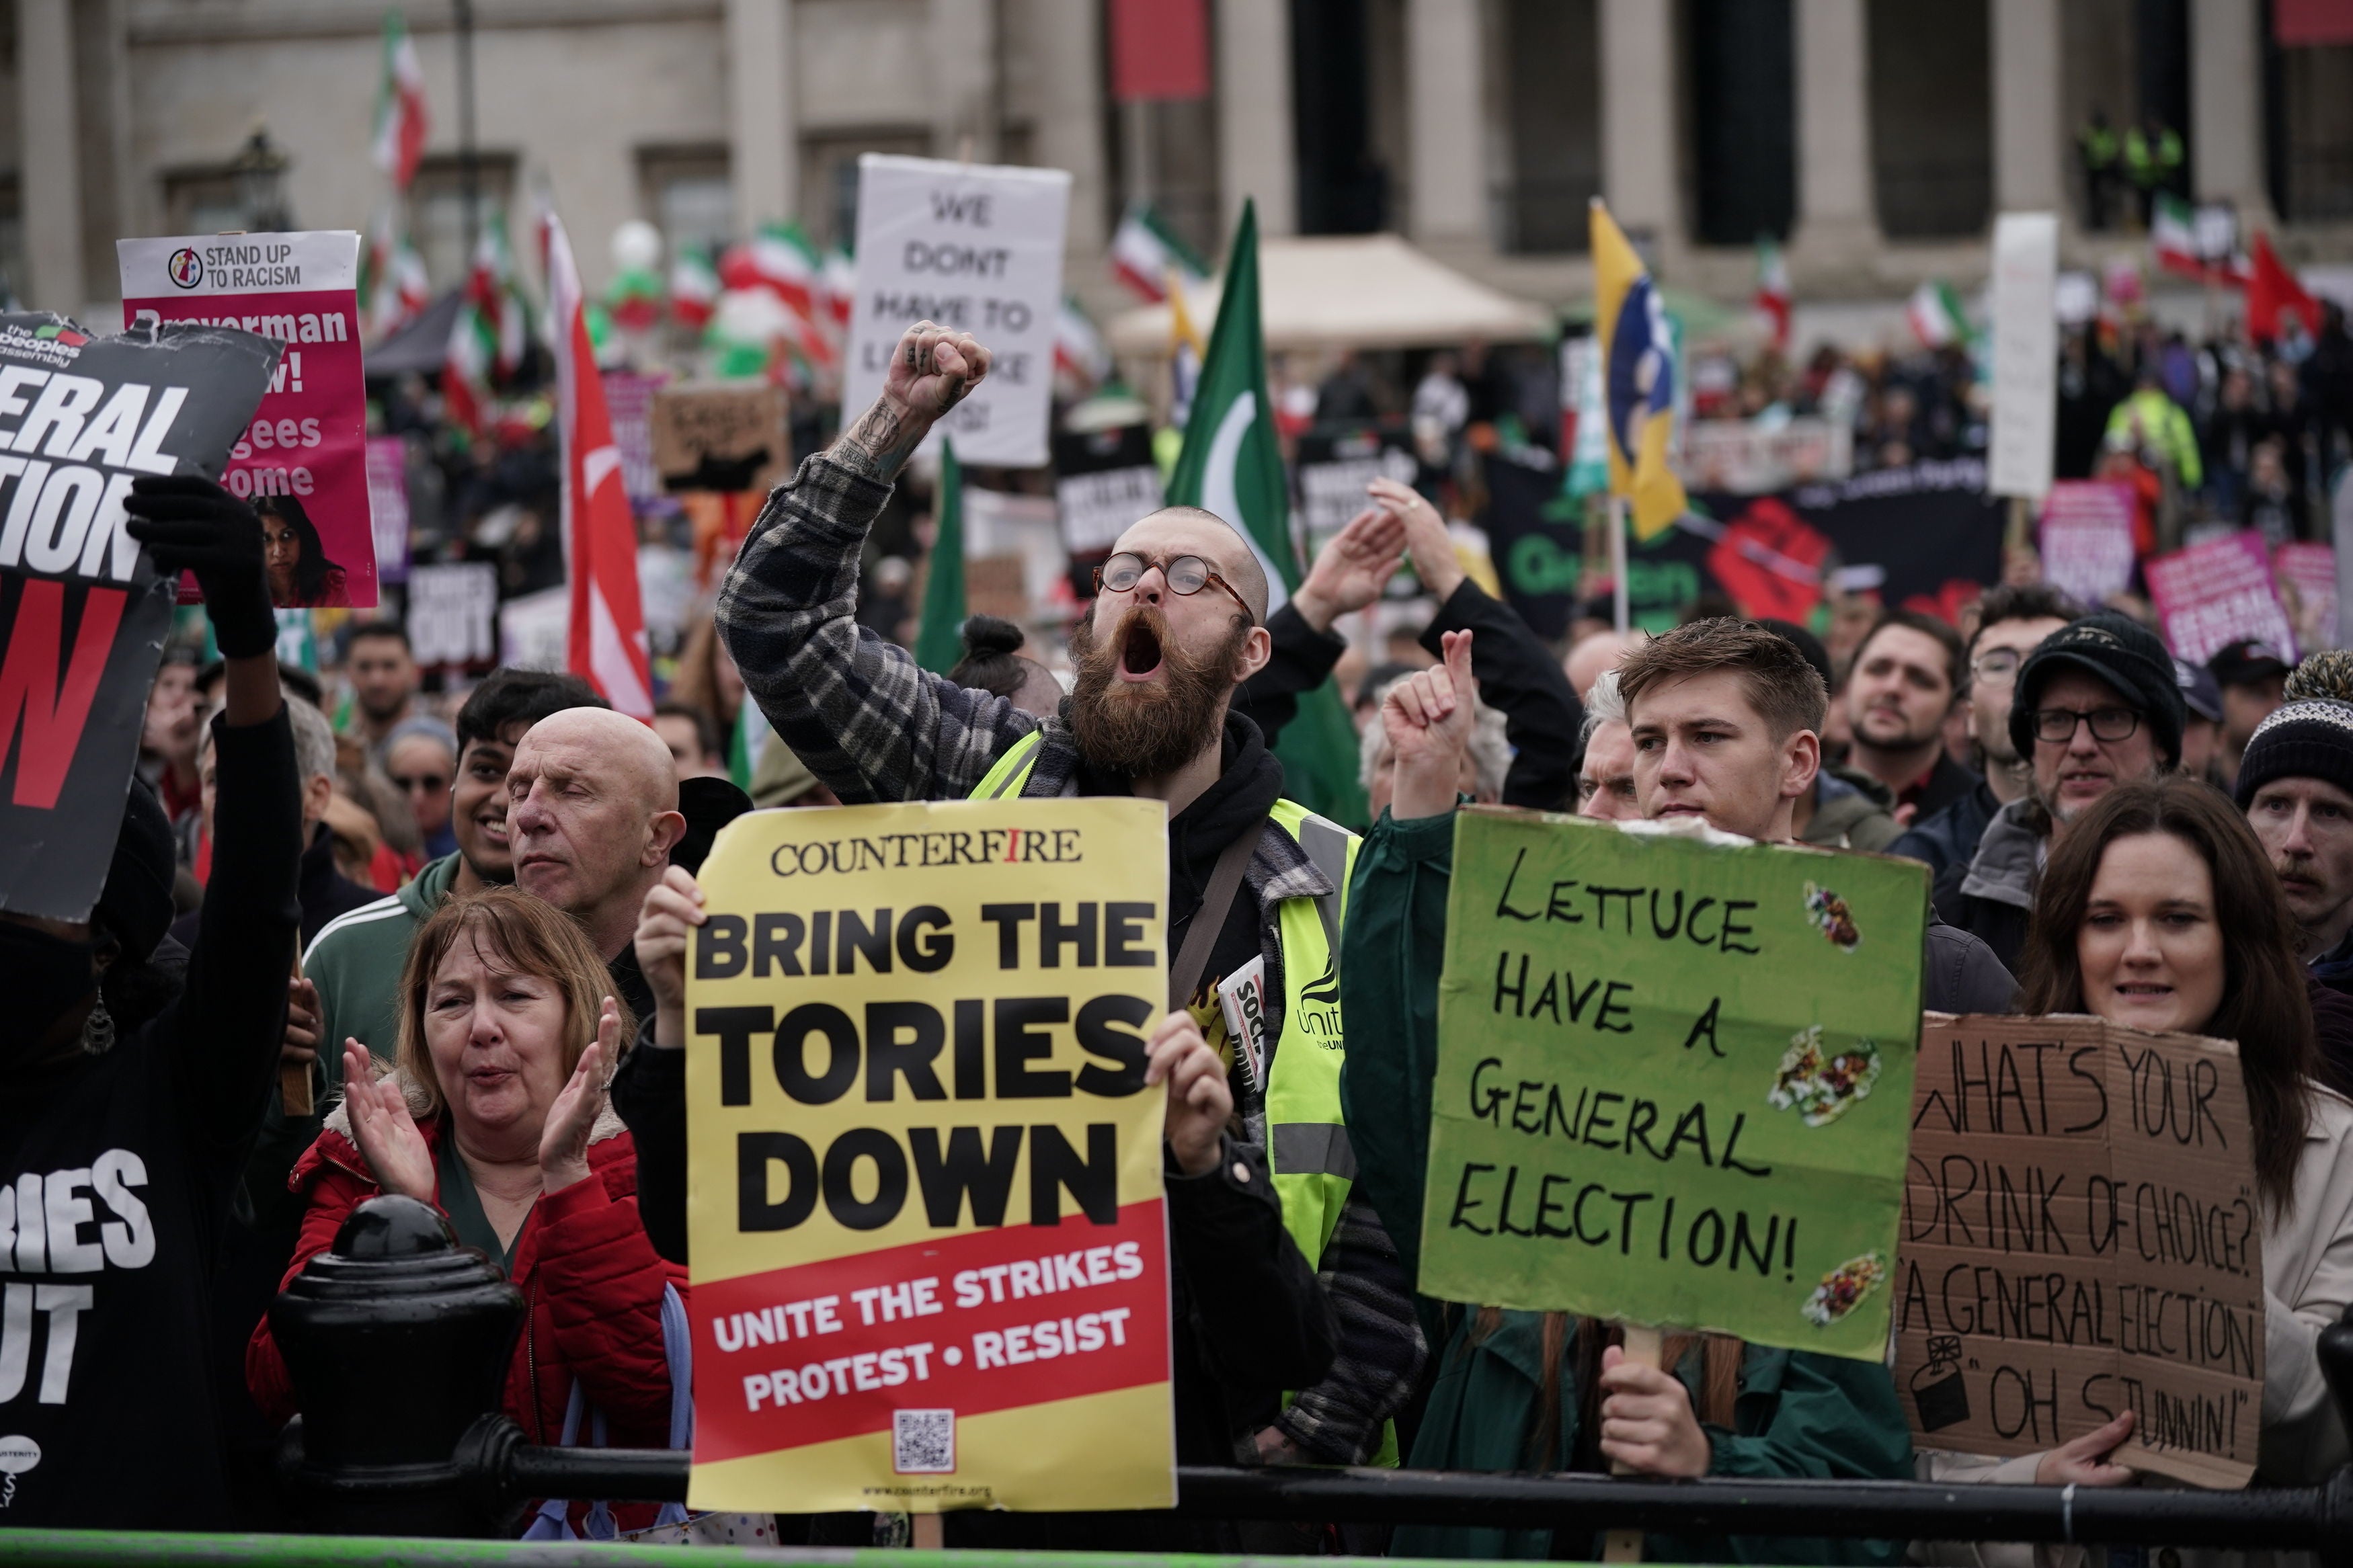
(683, 798, 1175, 1514)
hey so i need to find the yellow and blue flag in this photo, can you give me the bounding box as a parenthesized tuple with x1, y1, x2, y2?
(1591, 200, 1687, 540)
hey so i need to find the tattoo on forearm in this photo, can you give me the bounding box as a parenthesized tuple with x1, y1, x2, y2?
(832, 399, 924, 482)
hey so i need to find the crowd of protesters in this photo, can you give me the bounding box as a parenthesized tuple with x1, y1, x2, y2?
(11, 296, 2353, 1559)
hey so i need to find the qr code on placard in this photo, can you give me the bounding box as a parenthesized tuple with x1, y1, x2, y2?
(893, 1409, 955, 1473)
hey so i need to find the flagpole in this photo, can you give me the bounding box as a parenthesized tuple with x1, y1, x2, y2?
(1611, 494, 1630, 636)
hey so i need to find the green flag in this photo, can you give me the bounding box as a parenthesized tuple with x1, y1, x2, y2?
(913, 440, 965, 675)
(1164, 202, 1369, 827)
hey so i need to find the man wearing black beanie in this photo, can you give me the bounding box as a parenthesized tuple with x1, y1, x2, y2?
(1933, 612, 2184, 973)
(2236, 695, 2353, 1080)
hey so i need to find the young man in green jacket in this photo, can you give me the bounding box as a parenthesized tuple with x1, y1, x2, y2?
(1339, 623, 1918, 1564)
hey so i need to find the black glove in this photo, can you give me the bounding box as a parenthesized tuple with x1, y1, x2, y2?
(122, 474, 277, 659)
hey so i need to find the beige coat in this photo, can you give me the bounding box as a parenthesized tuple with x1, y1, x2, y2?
(1914, 1083, 2353, 1568)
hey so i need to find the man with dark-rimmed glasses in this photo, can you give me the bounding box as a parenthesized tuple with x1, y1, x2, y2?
(1935, 611, 2186, 973)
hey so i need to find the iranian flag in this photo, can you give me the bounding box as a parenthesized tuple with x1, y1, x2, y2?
(721, 221, 821, 318)
(1109, 204, 1209, 304)
(1906, 280, 1970, 349)
(821, 245, 856, 329)
(446, 215, 528, 430)
(1054, 294, 1111, 386)
(546, 206, 653, 718)
(359, 204, 429, 340)
(670, 246, 720, 330)
(1753, 237, 1791, 352)
(2152, 193, 2252, 286)
(1164, 200, 1364, 824)
(372, 12, 430, 190)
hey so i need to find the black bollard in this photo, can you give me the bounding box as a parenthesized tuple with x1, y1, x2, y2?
(269, 1194, 523, 1536)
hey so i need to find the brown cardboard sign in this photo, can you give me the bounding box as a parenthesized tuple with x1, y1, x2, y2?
(649, 383, 791, 494)
(1897, 1015, 2264, 1489)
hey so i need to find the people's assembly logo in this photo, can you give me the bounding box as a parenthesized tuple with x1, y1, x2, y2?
(166, 247, 204, 289)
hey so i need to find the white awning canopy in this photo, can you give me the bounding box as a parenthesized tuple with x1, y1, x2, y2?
(1107, 233, 1555, 356)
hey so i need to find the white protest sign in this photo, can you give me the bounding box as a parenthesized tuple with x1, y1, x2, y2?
(842, 155, 1070, 468)
(1987, 213, 2059, 501)
(406, 561, 500, 670)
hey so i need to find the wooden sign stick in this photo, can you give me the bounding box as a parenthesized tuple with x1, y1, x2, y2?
(1599, 1323, 1664, 1564)
(281, 938, 314, 1118)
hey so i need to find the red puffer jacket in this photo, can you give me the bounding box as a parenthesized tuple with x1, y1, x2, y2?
(247, 1094, 686, 1453)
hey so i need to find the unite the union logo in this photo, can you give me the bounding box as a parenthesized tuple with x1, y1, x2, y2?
(167, 247, 204, 288)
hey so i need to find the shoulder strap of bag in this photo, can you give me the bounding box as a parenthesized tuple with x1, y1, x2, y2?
(1170, 817, 1265, 1011)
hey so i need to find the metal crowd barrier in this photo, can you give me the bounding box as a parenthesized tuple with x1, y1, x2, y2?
(225, 1196, 2353, 1557)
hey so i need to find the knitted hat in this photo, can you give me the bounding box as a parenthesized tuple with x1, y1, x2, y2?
(2009, 612, 2186, 768)
(2233, 698, 2353, 808)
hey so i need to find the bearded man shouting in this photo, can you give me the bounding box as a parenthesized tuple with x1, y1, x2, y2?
(713, 322, 1423, 1496)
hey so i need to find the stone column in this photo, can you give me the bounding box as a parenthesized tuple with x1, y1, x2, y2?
(1597, 0, 1681, 254)
(1991, 0, 2065, 216)
(1406, 0, 1486, 247)
(2191, 0, 2274, 226)
(930, 0, 1000, 162)
(1788, 0, 1878, 266)
(1029, 0, 1108, 253)
(725, 0, 796, 227)
(19, 0, 85, 313)
(1217, 0, 1297, 237)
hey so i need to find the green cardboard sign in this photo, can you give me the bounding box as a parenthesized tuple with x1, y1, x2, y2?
(1417, 807, 1928, 1360)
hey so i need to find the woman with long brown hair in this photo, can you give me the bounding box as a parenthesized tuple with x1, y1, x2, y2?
(1923, 777, 2353, 1562)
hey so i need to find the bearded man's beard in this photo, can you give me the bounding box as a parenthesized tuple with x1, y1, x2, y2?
(1068, 604, 1250, 778)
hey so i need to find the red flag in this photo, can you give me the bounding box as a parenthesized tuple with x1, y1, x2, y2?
(1108, 0, 1209, 101)
(2247, 232, 2320, 343)
(545, 208, 653, 718)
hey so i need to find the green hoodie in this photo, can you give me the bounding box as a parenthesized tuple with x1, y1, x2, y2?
(303, 849, 466, 1072)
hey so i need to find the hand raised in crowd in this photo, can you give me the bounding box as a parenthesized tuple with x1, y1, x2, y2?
(635, 864, 706, 1051)
(838, 321, 995, 482)
(341, 1039, 434, 1204)
(1143, 1011, 1230, 1178)
(121, 474, 278, 659)
(1292, 502, 1406, 633)
(2033, 1409, 2135, 1487)
(282, 977, 321, 1071)
(537, 997, 622, 1195)
(1595, 1343, 1712, 1479)
(1382, 628, 1478, 821)
(1367, 475, 1464, 604)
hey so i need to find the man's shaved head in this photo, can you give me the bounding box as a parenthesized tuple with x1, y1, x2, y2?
(522, 707, 681, 814)
(1113, 505, 1267, 625)
(507, 707, 687, 958)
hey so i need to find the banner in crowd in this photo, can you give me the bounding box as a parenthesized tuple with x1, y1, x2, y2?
(364, 436, 410, 585)
(1480, 458, 2007, 639)
(405, 561, 500, 672)
(0, 313, 278, 921)
(1295, 424, 1417, 538)
(842, 155, 1071, 468)
(602, 369, 670, 511)
(2146, 532, 2299, 667)
(1680, 418, 1853, 496)
(2038, 481, 2138, 610)
(1987, 213, 2059, 500)
(1051, 423, 1160, 599)
(1420, 809, 1927, 1359)
(2275, 541, 2338, 653)
(1897, 1016, 2264, 1487)
(118, 231, 376, 607)
(684, 798, 1176, 1512)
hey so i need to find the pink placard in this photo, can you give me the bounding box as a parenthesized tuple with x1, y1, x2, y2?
(2145, 530, 2299, 667)
(2038, 481, 2138, 610)
(2275, 540, 2337, 653)
(119, 231, 376, 608)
